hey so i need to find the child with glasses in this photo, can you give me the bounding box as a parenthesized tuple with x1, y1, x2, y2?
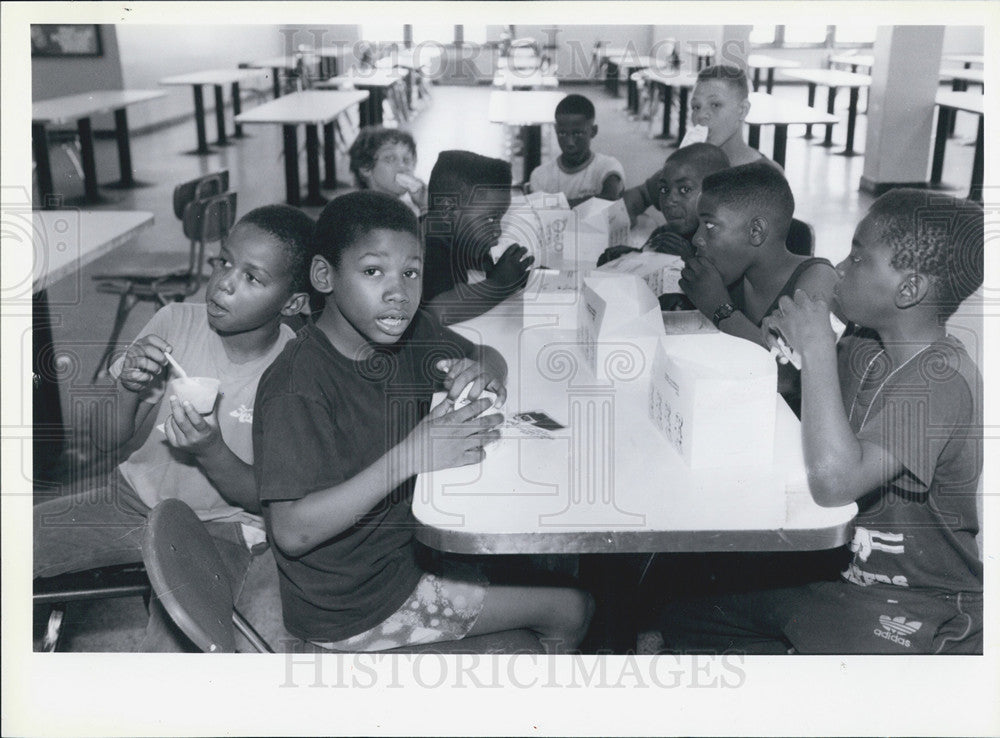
(349, 127, 427, 216)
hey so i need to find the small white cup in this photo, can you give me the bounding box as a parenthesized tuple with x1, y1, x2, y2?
(168, 376, 220, 414)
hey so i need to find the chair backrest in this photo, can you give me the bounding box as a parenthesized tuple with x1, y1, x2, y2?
(508, 39, 542, 72)
(173, 171, 230, 220)
(178, 191, 238, 296)
(786, 217, 816, 257)
(142, 498, 239, 652)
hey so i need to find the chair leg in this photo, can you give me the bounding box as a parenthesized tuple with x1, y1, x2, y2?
(92, 290, 139, 383)
(232, 609, 274, 653)
(43, 607, 66, 652)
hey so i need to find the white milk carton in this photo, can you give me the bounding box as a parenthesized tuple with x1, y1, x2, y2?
(521, 268, 583, 330)
(648, 333, 777, 469)
(577, 273, 665, 381)
(596, 250, 684, 295)
(493, 191, 572, 267)
(568, 197, 631, 264)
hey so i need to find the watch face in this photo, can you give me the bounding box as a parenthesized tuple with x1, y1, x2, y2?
(712, 302, 736, 327)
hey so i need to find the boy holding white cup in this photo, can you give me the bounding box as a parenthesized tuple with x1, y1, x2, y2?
(33, 204, 314, 651)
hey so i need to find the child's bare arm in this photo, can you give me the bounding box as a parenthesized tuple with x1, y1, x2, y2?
(266, 398, 501, 557)
(94, 334, 171, 452)
(792, 262, 839, 302)
(763, 291, 905, 506)
(679, 256, 768, 347)
(425, 245, 533, 326)
(164, 396, 260, 512)
(596, 173, 624, 202)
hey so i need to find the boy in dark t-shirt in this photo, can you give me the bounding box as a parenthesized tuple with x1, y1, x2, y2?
(253, 191, 592, 652)
(658, 190, 984, 654)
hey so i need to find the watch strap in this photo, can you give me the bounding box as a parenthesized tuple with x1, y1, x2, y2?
(712, 302, 737, 328)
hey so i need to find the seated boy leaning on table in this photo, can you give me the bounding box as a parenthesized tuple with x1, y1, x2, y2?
(253, 191, 593, 654)
(422, 149, 534, 326)
(527, 93, 625, 208)
(599, 142, 731, 268)
(658, 190, 984, 655)
(679, 161, 838, 416)
(33, 204, 314, 651)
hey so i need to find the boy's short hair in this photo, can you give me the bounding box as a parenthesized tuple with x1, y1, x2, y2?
(347, 127, 417, 188)
(428, 150, 512, 210)
(312, 191, 420, 268)
(697, 64, 749, 101)
(666, 142, 730, 177)
(867, 189, 984, 315)
(554, 93, 596, 120)
(238, 204, 315, 292)
(700, 161, 794, 231)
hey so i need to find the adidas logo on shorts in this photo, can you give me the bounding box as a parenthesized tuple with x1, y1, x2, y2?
(873, 614, 923, 648)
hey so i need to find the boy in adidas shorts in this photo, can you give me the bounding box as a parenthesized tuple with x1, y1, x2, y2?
(658, 190, 984, 654)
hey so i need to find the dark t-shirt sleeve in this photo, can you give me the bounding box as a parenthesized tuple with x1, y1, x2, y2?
(255, 391, 342, 503)
(421, 238, 459, 303)
(855, 351, 973, 493)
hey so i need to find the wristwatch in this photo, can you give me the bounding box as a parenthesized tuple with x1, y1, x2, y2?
(712, 302, 737, 328)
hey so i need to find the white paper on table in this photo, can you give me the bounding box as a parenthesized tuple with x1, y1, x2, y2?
(493, 191, 572, 266)
(648, 333, 777, 469)
(577, 273, 665, 380)
(596, 250, 684, 295)
(567, 196, 631, 264)
(431, 391, 565, 445)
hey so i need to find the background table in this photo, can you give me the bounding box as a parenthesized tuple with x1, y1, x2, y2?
(494, 68, 559, 90)
(413, 300, 857, 555)
(748, 54, 801, 93)
(605, 54, 651, 114)
(32, 210, 154, 478)
(930, 91, 983, 203)
(828, 53, 874, 73)
(942, 53, 983, 67)
(488, 90, 567, 181)
(687, 42, 716, 71)
(940, 66, 985, 90)
(248, 53, 320, 98)
(316, 45, 353, 78)
(641, 69, 699, 142)
(234, 90, 369, 206)
(32, 90, 166, 207)
(159, 68, 267, 154)
(316, 69, 406, 126)
(745, 91, 840, 168)
(781, 68, 871, 155)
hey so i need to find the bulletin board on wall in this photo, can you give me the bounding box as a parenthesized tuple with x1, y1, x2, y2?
(30, 24, 103, 57)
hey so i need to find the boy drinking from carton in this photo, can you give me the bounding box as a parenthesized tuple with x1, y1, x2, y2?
(253, 192, 592, 653)
(679, 162, 838, 415)
(422, 150, 534, 325)
(33, 204, 314, 651)
(528, 93, 625, 207)
(658, 190, 984, 654)
(688, 64, 779, 169)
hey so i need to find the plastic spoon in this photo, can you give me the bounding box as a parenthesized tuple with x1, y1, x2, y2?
(164, 351, 188, 378)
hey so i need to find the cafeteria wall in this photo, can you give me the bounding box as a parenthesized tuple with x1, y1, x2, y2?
(115, 25, 286, 132)
(31, 25, 124, 131)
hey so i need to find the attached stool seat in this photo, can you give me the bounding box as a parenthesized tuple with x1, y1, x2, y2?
(143, 499, 543, 654)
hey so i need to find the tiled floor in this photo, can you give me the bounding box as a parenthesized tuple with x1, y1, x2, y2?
(31, 80, 982, 651)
